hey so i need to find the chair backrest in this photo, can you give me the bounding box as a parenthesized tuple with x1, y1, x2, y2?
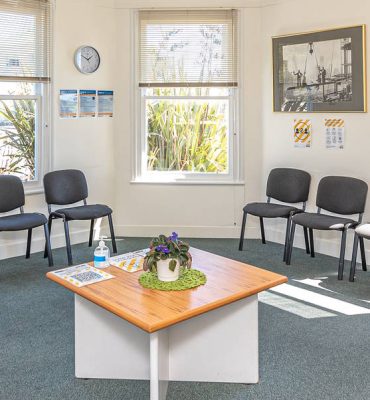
(43, 169, 88, 205)
(266, 168, 311, 204)
(0, 175, 25, 213)
(316, 176, 368, 215)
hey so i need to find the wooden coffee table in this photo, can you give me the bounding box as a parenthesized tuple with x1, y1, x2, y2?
(47, 247, 287, 400)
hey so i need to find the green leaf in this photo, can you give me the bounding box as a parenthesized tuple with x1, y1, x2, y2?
(169, 259, 177, 272)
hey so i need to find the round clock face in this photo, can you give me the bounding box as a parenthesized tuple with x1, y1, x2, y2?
(74, 46, 100, 74)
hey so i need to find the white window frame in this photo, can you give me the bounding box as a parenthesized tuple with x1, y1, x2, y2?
(0, 82, 51, 194)
(0, 0, 53, 195)
(131, 9, 244, 185)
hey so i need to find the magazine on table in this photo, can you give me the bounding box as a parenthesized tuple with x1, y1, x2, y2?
(51, 264, 115, 287)
(109, 248, 149, 273)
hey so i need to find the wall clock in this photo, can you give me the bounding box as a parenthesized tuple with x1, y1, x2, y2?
(74, 46, 100, 74)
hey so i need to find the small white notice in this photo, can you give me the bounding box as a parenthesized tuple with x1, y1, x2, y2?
(325, 119, 345, 149)
(51, 264, 115, 287)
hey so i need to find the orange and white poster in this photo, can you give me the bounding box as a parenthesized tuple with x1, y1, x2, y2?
(293, 119, 312, 148)
(325, 119, 344, 150)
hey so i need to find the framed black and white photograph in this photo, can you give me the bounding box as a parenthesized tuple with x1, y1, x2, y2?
(272, 25, 366, 112)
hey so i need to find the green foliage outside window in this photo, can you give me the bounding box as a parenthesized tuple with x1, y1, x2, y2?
(147, 99, 228, 173)
(0, 99, 36, 181)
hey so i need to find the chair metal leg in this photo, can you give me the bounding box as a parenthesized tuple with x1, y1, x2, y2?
(283, 217, 291, 262)
(303, 227, 310, 254)
(286, 222, 296, 265)
(26, 228, 32, 259)
(349, 233, 359, 282)
(64, 219, 73, 266)
(309, 228, 315, 258)
(44, 216, 52, 258)
(359, 236, 367, 271)
(108, 214, 117, 254)
(338, 229, 347, 281)
(88, 219, 94, 247)
(259, 217, 266, 244)
(44, 223, 53, 267)
(238, 212, 247, 251)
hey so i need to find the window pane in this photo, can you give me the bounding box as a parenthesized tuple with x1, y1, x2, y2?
(144, 87, 230, 97)
(146, 98, 229, 173)
(0, 1, 51, 80)
(0, 99, 36, 181)
(0, 81, 36, 95)
(139, 10, 238, 85)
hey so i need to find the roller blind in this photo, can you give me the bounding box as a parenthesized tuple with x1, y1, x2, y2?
(139, 9, 238, 87)
(0, 0, 51, 82)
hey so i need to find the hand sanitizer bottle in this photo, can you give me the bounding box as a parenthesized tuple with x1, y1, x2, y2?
(94, 236, 110, 269)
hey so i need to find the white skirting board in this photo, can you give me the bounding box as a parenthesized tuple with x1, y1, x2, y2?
(114, 224, 259, 239)
(114, 223, 368, 264)
(75, 294, 259, 399)
(0, 222, 110, 260)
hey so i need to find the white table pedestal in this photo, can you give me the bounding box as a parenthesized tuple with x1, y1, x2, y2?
(75, 294, 259, 400)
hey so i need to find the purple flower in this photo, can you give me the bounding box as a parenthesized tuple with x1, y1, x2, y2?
(155, 244, 170, 254)
(169, 232, 178, 241)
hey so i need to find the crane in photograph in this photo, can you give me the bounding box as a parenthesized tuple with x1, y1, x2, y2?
(283, 39, 352, 112)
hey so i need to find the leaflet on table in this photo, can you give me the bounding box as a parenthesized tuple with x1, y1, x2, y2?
(79, 90, 97, 117)
(51, 264, 115, 287)
(109, 249, 149, 272)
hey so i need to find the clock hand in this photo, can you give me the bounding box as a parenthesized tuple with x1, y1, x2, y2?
(81, 55, 88, 60)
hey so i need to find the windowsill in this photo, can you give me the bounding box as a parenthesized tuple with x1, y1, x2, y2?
(24, 187, 44, 195)
(130, 179, 245, 186)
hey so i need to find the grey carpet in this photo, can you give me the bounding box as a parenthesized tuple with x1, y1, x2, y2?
(1, 237, 370, 400)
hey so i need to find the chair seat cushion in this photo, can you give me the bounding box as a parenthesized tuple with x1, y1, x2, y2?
(292, 212, 357, 230)
(243, 202, 298, 218)
(54, 204, 112, 221)
(355, 224, 370, 239)
(0, 213, 47, 231)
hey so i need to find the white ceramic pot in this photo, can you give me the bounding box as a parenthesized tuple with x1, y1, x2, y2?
(156, 258, 180, 282)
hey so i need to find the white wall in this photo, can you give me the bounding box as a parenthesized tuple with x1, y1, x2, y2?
(0, 0, 117, 259)
(113, 3, 263, 239)
(261, 0, 370, 260)
(4, 0, 368, 264)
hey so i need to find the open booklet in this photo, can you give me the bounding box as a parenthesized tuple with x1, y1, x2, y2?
(109, 248, 149, 273)
(51, 264, 115, 287)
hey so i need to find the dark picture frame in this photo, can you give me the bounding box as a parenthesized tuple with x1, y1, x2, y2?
(272, 25, 367, 112)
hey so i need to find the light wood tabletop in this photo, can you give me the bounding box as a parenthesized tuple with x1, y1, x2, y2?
(46, 247, 287, 333)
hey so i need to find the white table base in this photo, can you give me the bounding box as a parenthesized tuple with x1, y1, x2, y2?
(75, 294, 259, 400)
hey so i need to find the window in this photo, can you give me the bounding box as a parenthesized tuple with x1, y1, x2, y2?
(0, 0, 51, 192)
(134, 10, 240, 183)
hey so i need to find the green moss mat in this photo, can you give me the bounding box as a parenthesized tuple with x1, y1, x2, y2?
(139, 268, 206, 291)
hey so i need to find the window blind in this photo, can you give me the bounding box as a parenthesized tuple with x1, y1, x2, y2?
(0, 0, 51, 82)
(138, 9, 238, 87)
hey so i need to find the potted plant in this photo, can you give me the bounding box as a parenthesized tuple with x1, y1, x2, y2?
(143, 232, 192, 282)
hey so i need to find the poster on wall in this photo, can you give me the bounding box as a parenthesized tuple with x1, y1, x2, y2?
(79, 90, 97, 117)
(59, 90, 78, 118)
(294, 119, 312, 148)
(325, 118, 345, 149)
(98, 90, 114, 117)
(272, 25, 366, 112)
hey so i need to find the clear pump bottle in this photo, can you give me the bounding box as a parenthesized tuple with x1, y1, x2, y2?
(94, 236, 110, 268)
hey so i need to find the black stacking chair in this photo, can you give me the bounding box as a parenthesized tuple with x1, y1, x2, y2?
(43, 169, 117, 265)
(239, 168, 311, 261)
(286, 176, 368, 280)
(0, 175, 53, 266)
(349, 224, 369, 282)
